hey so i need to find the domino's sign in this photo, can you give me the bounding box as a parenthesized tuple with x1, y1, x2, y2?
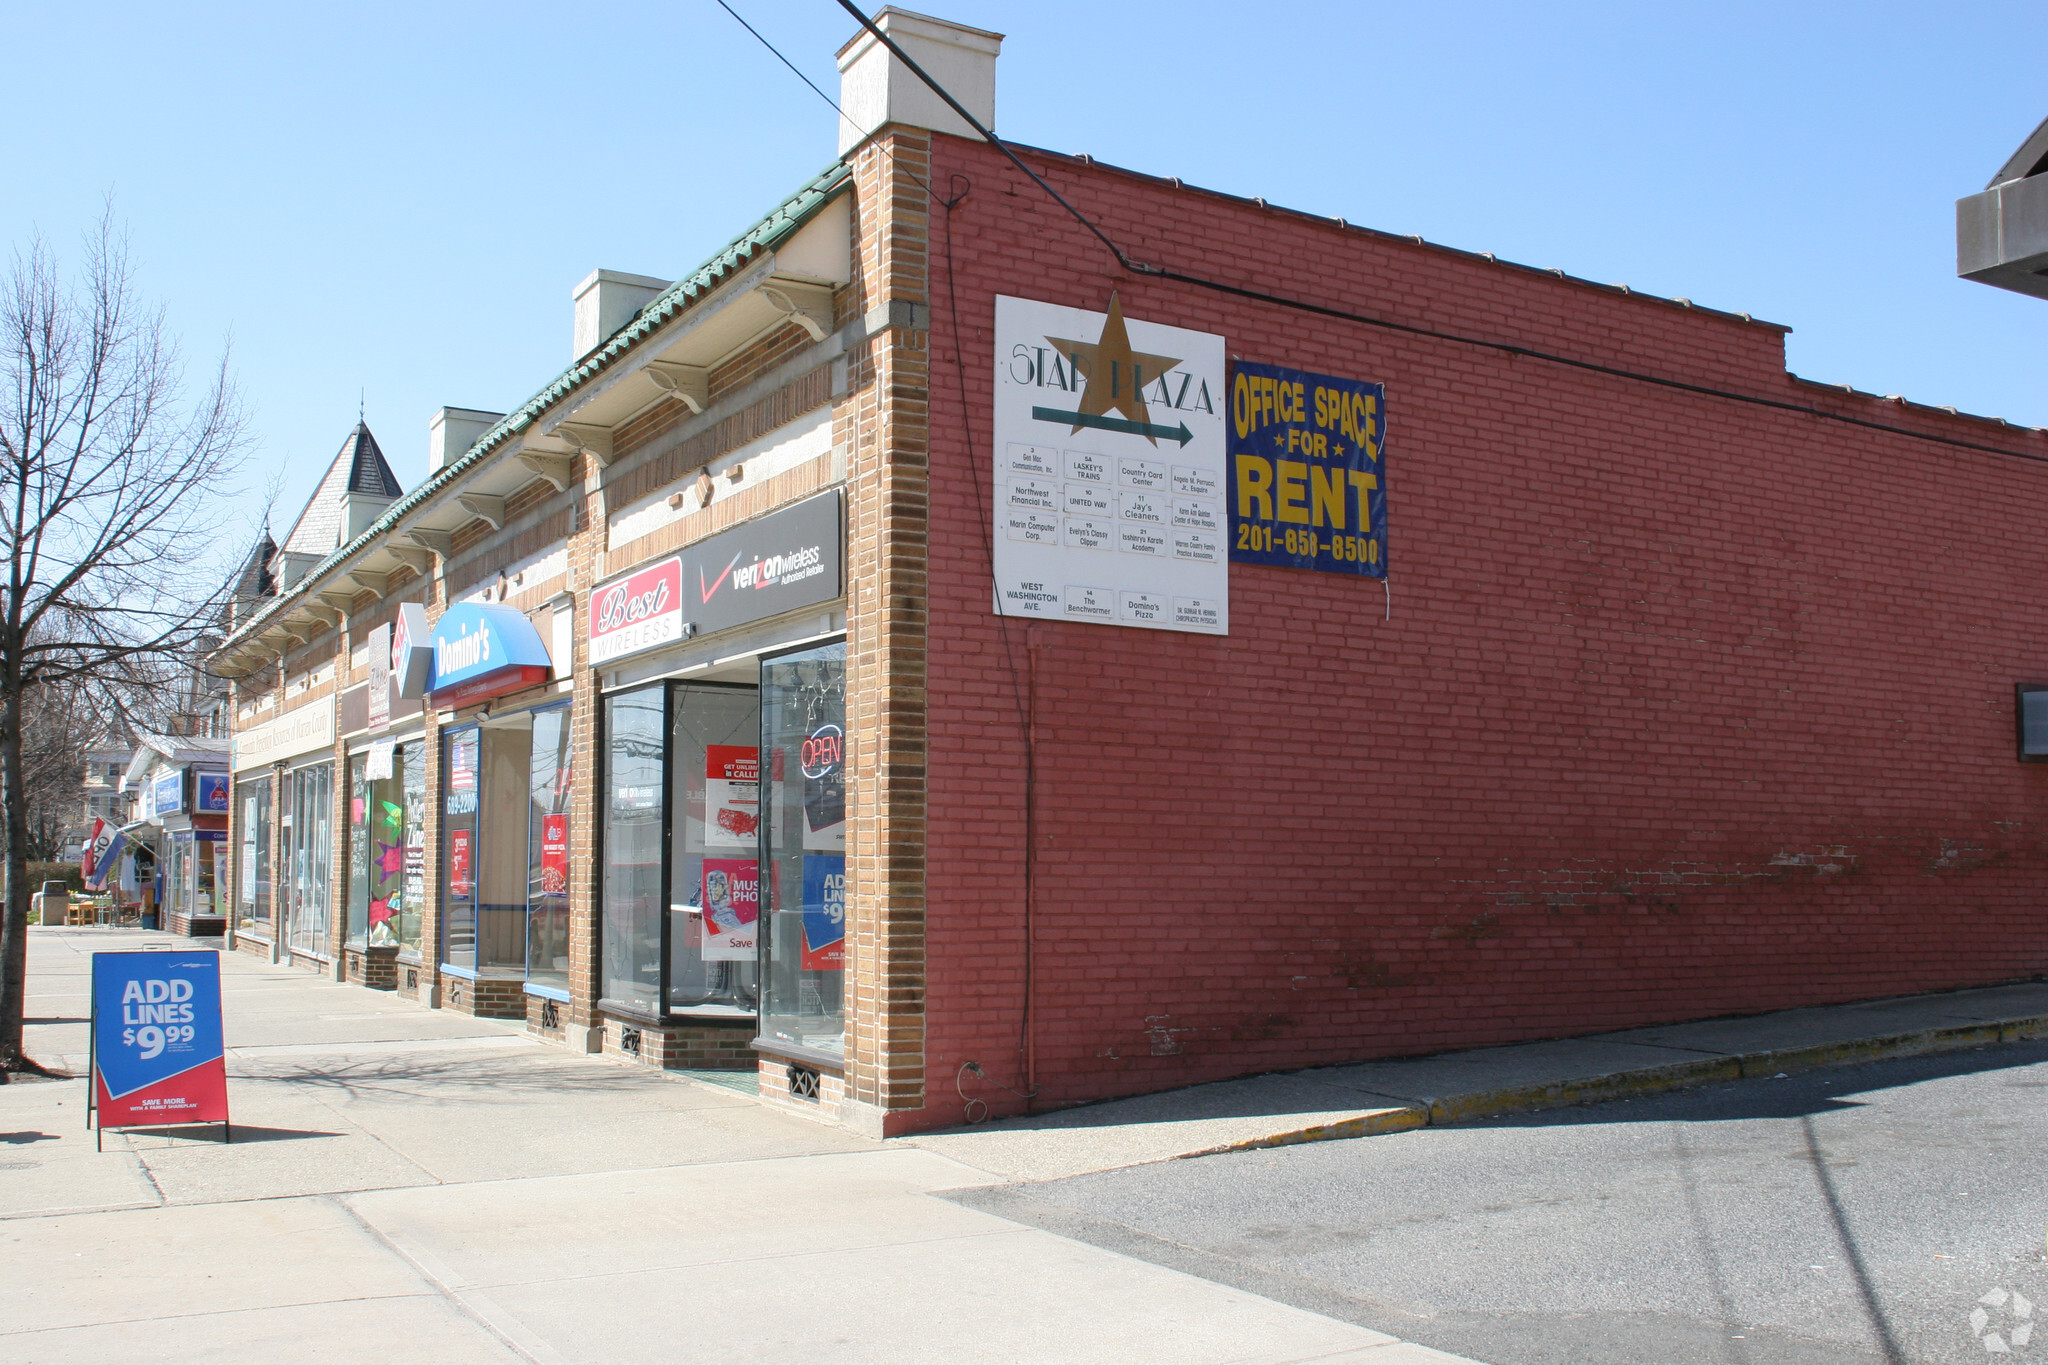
(427, 602, 553, 707)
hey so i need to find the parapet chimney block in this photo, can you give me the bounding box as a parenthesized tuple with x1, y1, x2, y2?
(836, 8, 1003, 155)
(428, 407, 505, 474)
(574, 270, 669, 361)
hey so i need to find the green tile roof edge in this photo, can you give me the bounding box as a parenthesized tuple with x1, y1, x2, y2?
(218, 157, 854, 656)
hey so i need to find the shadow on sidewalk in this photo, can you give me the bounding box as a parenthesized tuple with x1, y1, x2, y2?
(122, 1124, 341, 1143)
(1450, 1037, 2048, 1131)
(234, 1051, 695, 1104)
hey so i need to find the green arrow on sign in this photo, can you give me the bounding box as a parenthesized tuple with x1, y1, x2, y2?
(1031, 406, 1193, 446)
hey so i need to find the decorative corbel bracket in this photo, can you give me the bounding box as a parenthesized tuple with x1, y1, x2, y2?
(517, 450, 575, 492)
(345, 567, 390, 597)
(552, 422, 614, 469)
(405, 527, 455, 557)
(761, 282, 834, 343)
(456, 492, 506, 531)
(645, 361, 710, 414)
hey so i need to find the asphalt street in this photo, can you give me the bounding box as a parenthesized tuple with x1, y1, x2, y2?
(954, 1042, 2048, 1365)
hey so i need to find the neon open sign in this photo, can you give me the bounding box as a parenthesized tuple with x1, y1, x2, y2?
(800, 723, 844, 780)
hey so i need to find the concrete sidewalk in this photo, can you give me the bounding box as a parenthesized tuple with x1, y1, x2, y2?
(1, 928, 1475, 1365)
(12, 925, 2041, 1364)
(906, 978, 2048, 1181)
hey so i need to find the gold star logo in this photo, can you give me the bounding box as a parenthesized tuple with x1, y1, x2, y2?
(1046, 293, 1182, 445)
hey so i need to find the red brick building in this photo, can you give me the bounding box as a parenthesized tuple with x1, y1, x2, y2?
(213, 10, 2048, 1137)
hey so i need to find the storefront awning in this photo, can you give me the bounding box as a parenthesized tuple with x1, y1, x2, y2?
(427, 602, 554, 707)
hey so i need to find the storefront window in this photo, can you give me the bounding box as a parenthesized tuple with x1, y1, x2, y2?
(442, 728, 480, 970)
(439, 711, 572, 978)
(760, 641, 847, 1058)
(602, 686, 664, 1013)
(527, 708, 574, 989)
(668, 685, 761, 1014)
(235, 775, 273, 939)
(347, 744, 422, 949)
(286, 763, 333, 955)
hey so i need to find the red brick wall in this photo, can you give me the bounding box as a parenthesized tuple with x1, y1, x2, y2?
(911, 133, 2048, 1125)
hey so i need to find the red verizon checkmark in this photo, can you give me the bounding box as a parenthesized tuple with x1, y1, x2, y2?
(700, 552, 742, 603)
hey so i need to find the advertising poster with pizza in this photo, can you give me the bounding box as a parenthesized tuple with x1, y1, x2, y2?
(704, 746, 760, 848)
(540, 814, 569, 894)
(700, 857, 759, 961)
(449, 829, 473, 898)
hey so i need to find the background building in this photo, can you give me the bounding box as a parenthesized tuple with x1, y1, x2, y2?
(1957, 114, 2048, 298)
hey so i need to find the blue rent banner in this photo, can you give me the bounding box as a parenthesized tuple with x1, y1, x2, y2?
(1226, 361, 1387, 577)
(92, 950, 228, 1130)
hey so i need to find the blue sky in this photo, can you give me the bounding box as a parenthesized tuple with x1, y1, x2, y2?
(6, 2, 2042, 540)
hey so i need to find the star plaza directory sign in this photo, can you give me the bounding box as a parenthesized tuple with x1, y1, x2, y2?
(992, 295, 1229, 635)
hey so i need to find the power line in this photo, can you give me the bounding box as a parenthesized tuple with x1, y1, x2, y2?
(831, 0, 2048, 470)
(714, 2, 843, 123)
(714, 1, 950, 206)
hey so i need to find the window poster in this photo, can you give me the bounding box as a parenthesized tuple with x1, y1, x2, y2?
(700, 857, 758, 961)
(800, 854, 846, 971)
(992, 293, 1229, 635)
(450, 736, 477, 791)
(540, 814, 569, 894)
(801, 722, 846, 852)
(370, 791, 405, 945)
(240, 799, 257, 907)
(404, 832, 426, 903)
(449, 829, 473, 898)
(704, 746, 760, 848)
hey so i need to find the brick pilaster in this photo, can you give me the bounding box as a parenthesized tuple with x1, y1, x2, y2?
(566, 467, 602, 1031)
(844, 127, 932, 1113)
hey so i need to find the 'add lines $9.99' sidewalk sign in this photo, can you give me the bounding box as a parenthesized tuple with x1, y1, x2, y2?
(89, 950, 229, 1146)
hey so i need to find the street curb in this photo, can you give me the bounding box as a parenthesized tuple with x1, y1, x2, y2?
(1175, 1012, 2048, 1162)
(1184, 1105, 1430, 1158)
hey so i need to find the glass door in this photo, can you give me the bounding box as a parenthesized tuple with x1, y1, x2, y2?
(236, 776, 273, 939)
(194, 835, 217, 915)
(667, 684, 761, 1016)
(601, 682, 763, 1018)
(287, 763, 333, 955)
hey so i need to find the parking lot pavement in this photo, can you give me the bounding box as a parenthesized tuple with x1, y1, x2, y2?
(958, 1042, 2048, 1365)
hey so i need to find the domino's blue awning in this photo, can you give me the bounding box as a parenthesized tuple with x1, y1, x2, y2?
(428, 603, 554, 706)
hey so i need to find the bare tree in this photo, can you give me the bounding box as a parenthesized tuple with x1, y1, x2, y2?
(0, 215, 245, 1075)
(15, 672, 118, 861)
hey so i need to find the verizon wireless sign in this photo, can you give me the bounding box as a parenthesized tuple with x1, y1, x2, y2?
(590, 490, 842, 666)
